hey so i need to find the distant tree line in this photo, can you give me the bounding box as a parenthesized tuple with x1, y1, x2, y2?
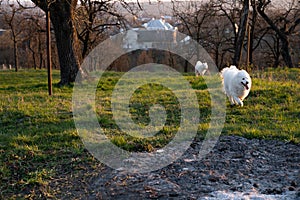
(0, 0, 299, 84)
(0, 0, 136, 85)
(172, 0, 300, 70)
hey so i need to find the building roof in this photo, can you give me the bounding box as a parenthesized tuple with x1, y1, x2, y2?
(143, 18, 174, 30)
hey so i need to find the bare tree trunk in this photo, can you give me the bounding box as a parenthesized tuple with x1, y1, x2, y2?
(51, 15, 79, 85)
(273, 39, 280, 68)
(233, 0, 249, 67)
(39, 52, 43, 69)
(28, 39, 37, 69)
(3, 4, 23, 72)
(13, 39, 18, 72)
(50, 3, 84, 85)
(280, 39, 293, 68)
(249, 0, 258, 66)
(215, 45, 219, 68)
(38, 34, 43, 69)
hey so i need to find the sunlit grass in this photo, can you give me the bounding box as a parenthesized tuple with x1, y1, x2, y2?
(223, 68, 300, 142)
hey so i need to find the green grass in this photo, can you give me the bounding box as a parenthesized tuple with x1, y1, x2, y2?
(0, 67, 299, 198)
(0, 70, 85, 198)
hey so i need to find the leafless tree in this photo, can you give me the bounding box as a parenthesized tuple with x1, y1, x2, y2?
(25, 15, 48, 69)
(204, 16, 233, 69)
(210, 0, 251, 67)
(172, 0, 216, 44)
(29, 0, 141, 85)
(2, 1, 25, 72)
(171, 0, 251, 68)
(171, 0, 222, 70)
(76, 0, 125, 58)
(256, 0, 300, 68)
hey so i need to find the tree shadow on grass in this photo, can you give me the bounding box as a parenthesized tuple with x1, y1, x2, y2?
(0, 110, 88, 198)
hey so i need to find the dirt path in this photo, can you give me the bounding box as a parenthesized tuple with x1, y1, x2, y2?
(50, 136, 300, 199)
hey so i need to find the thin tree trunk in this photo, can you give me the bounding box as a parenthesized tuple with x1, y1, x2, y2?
(13, 40, 18, 72)
(215, 45, 219, 68)
(249, 0, 258, 66)
(28, 39, 37, 69)
(233, 0, 249, 67)
(280, 39, 293, 68)
(273, 35, 280, 68)
(38, 34, 43, 69)
(39, 52, 43, 69)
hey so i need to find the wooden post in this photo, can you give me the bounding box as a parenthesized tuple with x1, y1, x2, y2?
(46, 9, 52, 96)
(247, 24, 251, 71)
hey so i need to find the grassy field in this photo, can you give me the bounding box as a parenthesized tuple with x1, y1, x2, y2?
(0, 68, 299, 198)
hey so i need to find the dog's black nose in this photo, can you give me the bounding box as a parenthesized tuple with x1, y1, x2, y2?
(246, 81, 249, 84)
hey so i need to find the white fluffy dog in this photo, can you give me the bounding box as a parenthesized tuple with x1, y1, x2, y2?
(221, 65, 252, 107)
(195, 61, 208, 76)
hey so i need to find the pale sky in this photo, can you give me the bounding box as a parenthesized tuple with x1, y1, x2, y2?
(5, 0, 299, 10)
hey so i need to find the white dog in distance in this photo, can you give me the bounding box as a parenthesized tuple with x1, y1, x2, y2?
(221, 65, 252, 107)
(195, 61, 208, 76)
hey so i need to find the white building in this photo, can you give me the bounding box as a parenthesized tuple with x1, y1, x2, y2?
(122, 18, 178, 50)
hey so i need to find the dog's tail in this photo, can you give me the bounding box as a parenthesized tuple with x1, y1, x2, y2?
(229, 65, 237, 70)
(220, 65, 237, 77)
(220, 67, 229, 78)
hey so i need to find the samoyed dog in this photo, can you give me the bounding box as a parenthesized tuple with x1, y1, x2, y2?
(195, 61, 208, 76)
(221, 65, 252, 107)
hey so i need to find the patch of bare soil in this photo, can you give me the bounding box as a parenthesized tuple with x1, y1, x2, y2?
(49, 136, 300, 199)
